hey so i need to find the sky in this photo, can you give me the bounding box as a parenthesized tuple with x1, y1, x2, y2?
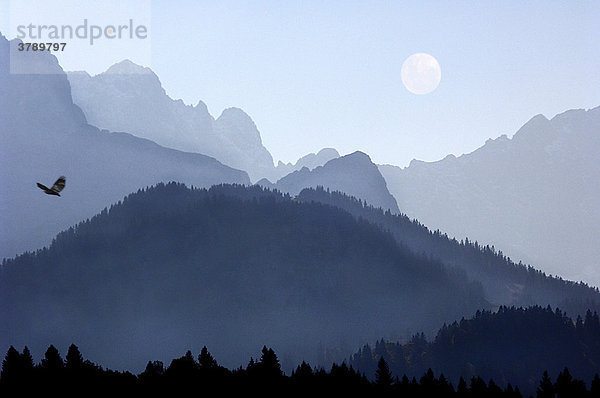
(2, 0, 599, 167)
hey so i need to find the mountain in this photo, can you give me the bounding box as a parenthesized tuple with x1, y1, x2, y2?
(272, 148, 340, 181)
(379, 107, 600, 287)
(350, 305, 600, 396)
(295, 187, 600, 316)
(66, 60, 275, 182)
(264, 151, 399, 214)
(0, 182, 490, 373)
(0, 35, 250, 261)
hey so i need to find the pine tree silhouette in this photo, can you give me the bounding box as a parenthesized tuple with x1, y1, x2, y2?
(198, 346, 218, 369)
(41, 345, 64, 370)
(537, 371, 554, 398)
(554, 367, 586, 397)
(66, 344, 83, 370)
(258, 346, 282, 378)
(375, 357, 394, 388)
(0, 346, 21, 385)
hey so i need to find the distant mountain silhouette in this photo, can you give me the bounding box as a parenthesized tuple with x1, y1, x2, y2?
(0, 182, 490, 373)
(0, 35, 250, 260)
(272, 148, 340, 181)
(379, 107, 600, 287)
(67, 60, 276, 182)
(262, 151, 399, 214)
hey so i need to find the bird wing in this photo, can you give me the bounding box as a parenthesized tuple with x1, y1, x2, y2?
(37, 182, 50, 191)
(51, 176, 66, 193)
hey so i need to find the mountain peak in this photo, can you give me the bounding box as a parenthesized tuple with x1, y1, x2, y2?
(195, 100, 209, 113)
(515, 113, 550, 132)
(275, 150, 399, 213)
(218, 107, 255, 124)
(343, 150, 372, 162)
(511, 113, 553, 144)
(317, 148, 340, 158)
(216, 107, 262, 143)
(104, 59, 154, 75)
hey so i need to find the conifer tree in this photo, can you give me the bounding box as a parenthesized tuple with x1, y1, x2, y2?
(537, 371, 554, 398)
(41, 345, 64, 370)
(0, 346, 20, 384)
(66, 344, 83, 370)
(375, 357, 393, 388)
(259, 346, 282, 378)
(198, 346, 218, 369)
(20, 347, 34, 371)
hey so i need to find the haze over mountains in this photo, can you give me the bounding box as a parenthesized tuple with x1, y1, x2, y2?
(0, 35, 249, 260)
(380, 107, 600, 287)
(272, 147, 340, 180)
(259, 151, 399, 214)
(0, 36, 396, 262)
(66, 61, 348, 184)
(2, 182, 598, 375)
(67, 60, 276, 183)
(2, 28, 600, 390)
(66, 61, 399, 215)
(65, 59, 600, 288)
(0, 183, 492, 372)
(3, 29, 600, 291)
(296, 186, 599, 313)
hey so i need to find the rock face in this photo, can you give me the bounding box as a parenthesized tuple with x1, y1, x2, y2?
(0, 35, 250, 261)
(380, 106, 600, 286)
(267, 151, 399, 214)
(67, 60, 275, 182)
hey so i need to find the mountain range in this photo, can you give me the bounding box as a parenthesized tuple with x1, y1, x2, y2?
(0, 35, 249, 261)
(380, 107, 600, 286)
(66, 58, 600, 288)
(67, 60, 275, 182)
(2, 182, 598, 375)
(0, 182, 492, 372)
(272, 147, 340, 180)
(3, 30, 600, 386)
(258, 151, 399, 214)
(1, 40, 399, 261)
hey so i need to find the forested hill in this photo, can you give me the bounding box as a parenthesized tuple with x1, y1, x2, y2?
(349, 305, 600, 396)
(296, 187, 600, 316)
(0, 183, 489, 372)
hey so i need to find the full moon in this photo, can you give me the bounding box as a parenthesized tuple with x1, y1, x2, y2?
(401, 53, 441, 95)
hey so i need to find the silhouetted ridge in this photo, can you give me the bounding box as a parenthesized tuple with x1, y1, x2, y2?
(349, 305, 600, 396)
(379, 106, 600, 286)
(0, 183, 489, 373)
(0, 34, 250, 262)
(296, 186, 600, 316)
(4, 309, 600, 397)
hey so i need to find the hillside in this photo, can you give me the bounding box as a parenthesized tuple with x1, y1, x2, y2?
(296, 187, 600, 315)
(349, 305, 600, 396)
(0, 183, 489, 373)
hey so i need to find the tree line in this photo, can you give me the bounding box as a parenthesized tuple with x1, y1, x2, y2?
(350, 305, 600, 396)
(4, 343, 599, 397)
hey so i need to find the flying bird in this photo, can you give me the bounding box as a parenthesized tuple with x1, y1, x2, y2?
(37, 176, 66, 196)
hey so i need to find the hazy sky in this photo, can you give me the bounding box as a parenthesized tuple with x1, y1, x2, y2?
(2, 1, 599, 167)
